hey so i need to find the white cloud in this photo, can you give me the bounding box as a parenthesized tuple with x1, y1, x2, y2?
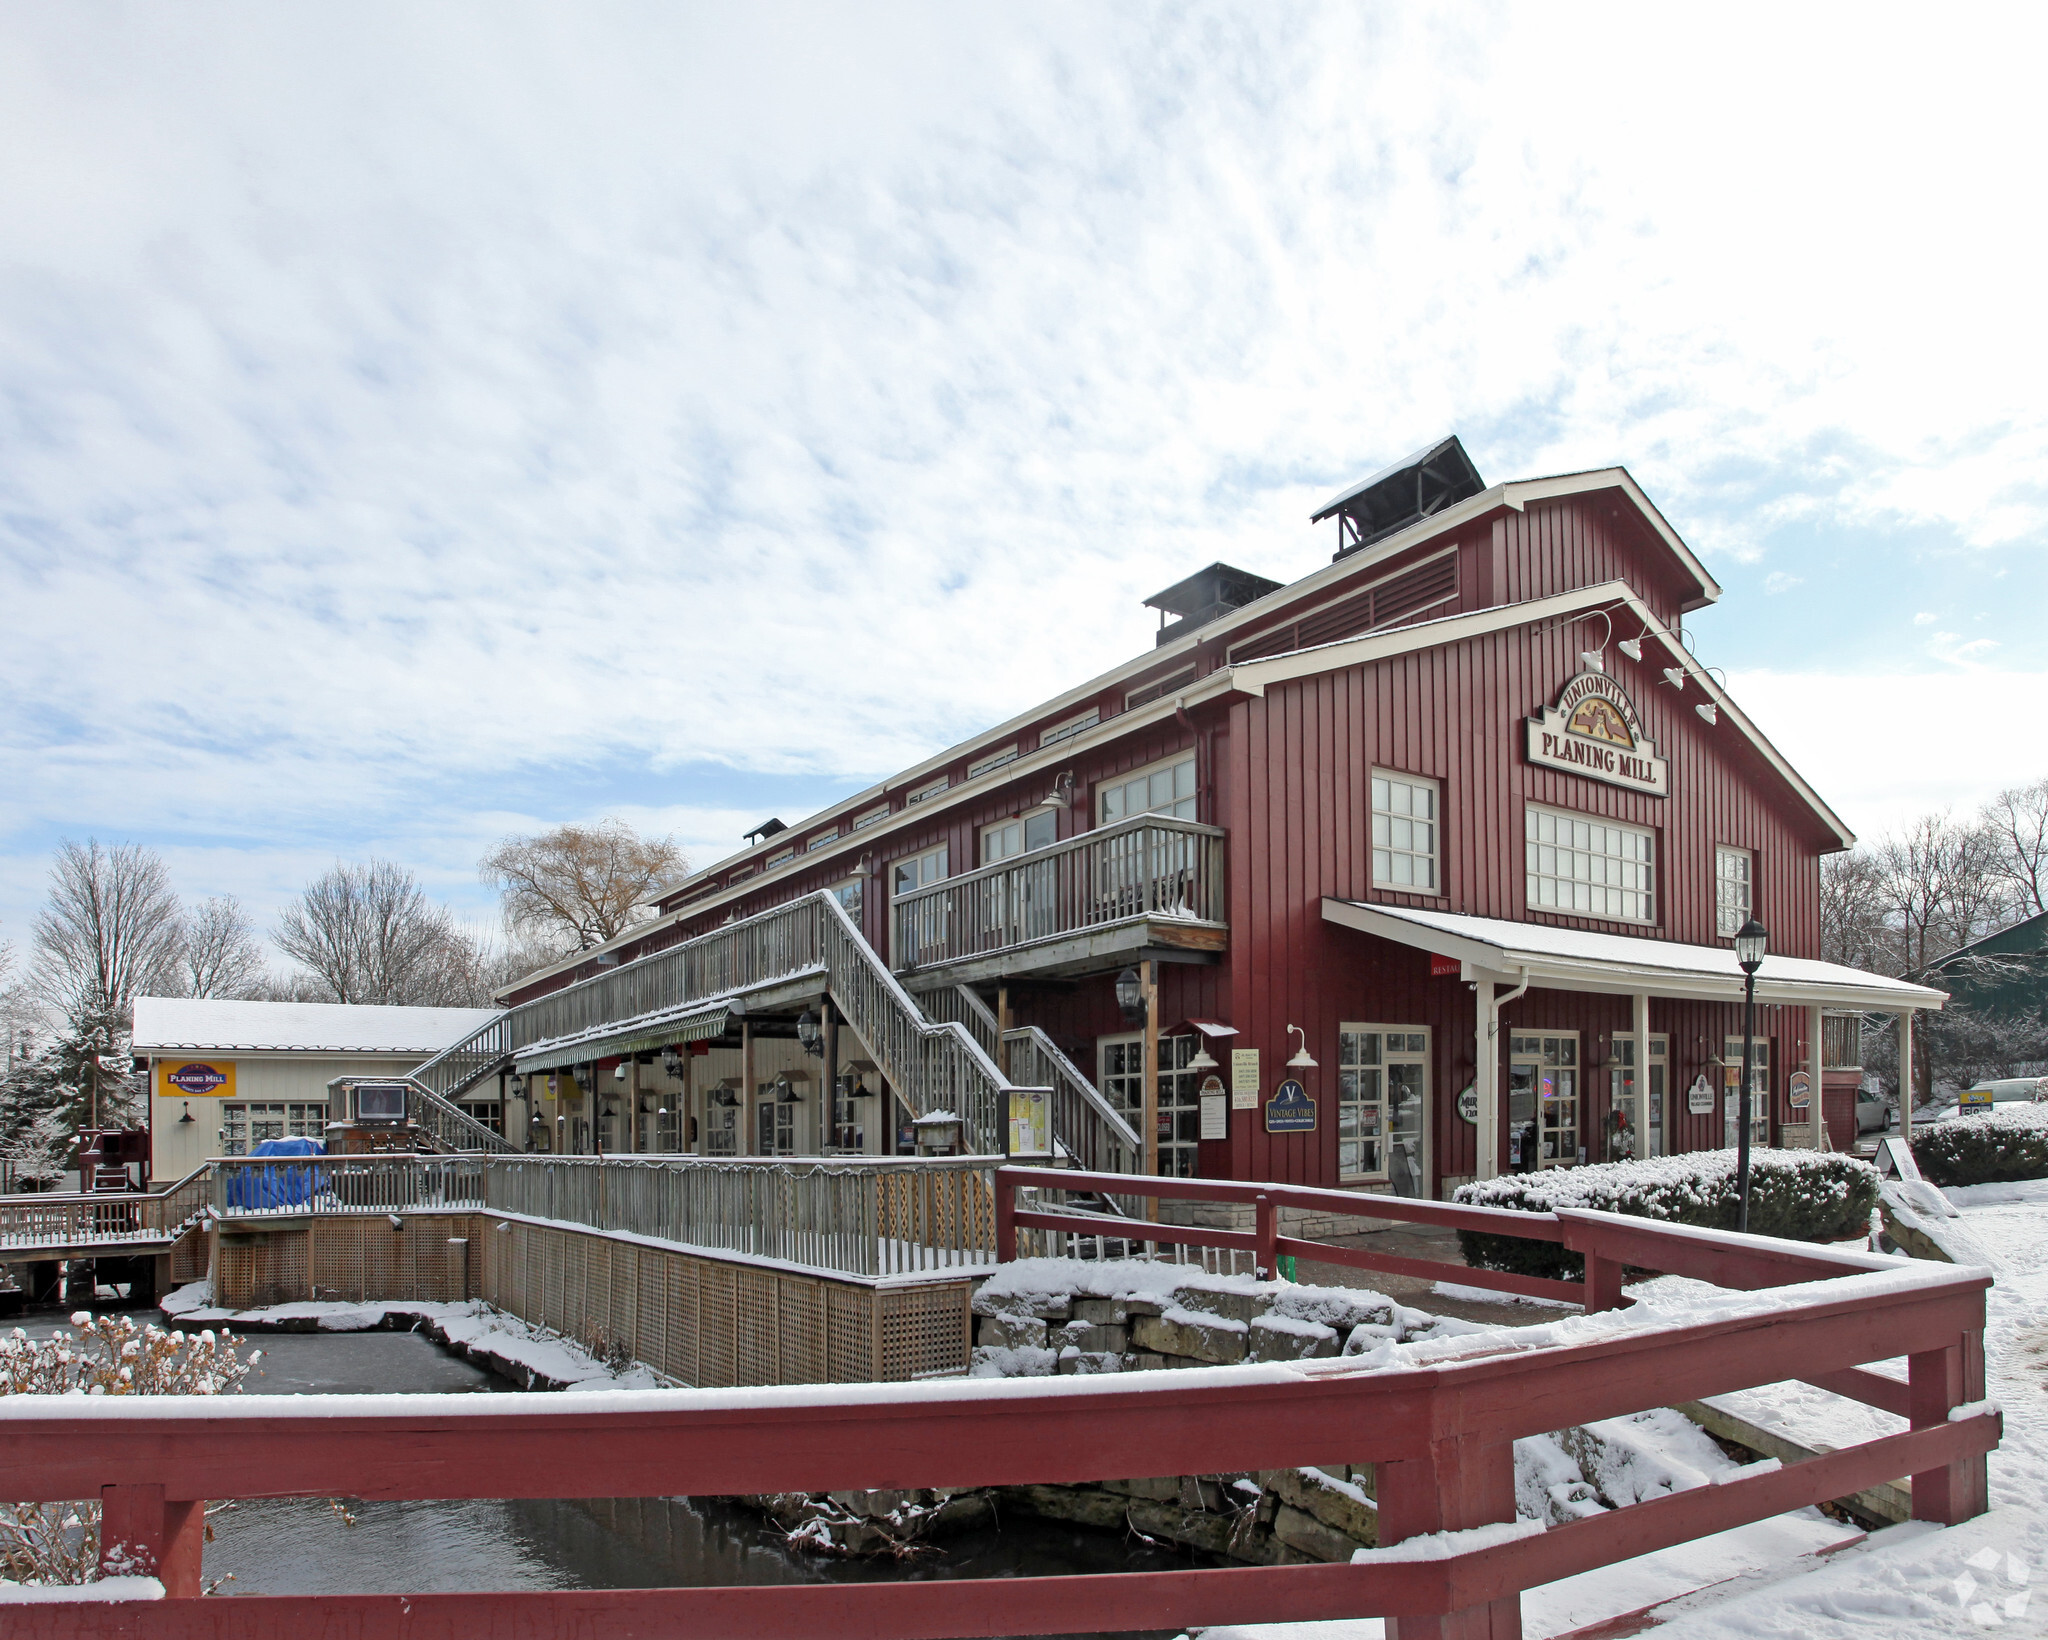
(1914, 612, 1940, 625)
(2, 4, 2046, 936)
(1763, 572, 1803, 594)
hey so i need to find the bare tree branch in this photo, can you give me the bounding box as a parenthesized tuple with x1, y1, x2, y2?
(179, 895, 269, 998)
(275, 861, 492, 1006)
(31, 839, 184, 1019)
(1982, 777, 2048, 917)
(480, 820, 687, 959)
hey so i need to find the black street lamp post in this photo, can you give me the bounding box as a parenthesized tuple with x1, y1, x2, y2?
(1733, 918, 1769, 1232)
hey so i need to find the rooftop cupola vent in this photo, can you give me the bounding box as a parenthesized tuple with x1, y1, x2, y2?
(1142, 562, 1282, 648)
(1311, 435, 1486, 561)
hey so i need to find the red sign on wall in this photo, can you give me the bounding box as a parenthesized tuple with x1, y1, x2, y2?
(1430, 954, 1460, 978)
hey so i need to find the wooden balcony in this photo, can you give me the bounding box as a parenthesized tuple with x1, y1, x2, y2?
(890, 814, 1228, 987)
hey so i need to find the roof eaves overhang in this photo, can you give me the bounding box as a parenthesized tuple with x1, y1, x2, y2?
(1323, 899, 1947, 1012)
(1228, 581, 1856, 853)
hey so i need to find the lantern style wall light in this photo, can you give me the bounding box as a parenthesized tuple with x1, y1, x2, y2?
(1115, 967, 1144, 1025)
(797, 1010, 823, 1057)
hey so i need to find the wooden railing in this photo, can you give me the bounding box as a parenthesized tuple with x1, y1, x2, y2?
(212, 1155, 486, 1220)
(0, 1165, 213, 1254)
(890, 812, 1226, 972)
(1, 1174, 1994, 1638)
(489, 1153, 998, 1277)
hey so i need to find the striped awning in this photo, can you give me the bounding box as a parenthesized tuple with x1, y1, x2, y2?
(513, 1004, 737, 1075)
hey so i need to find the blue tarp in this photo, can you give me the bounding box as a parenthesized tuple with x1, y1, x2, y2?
(226, 1135, 326, 1210)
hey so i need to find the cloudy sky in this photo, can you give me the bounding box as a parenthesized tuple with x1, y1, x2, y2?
(2, 3, 2044, 960)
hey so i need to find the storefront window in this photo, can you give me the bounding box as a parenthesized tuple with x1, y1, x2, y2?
(1507, 1034, 1579, 1169)
(1099, 1033, 1200, 1177)
(756, 1086, 799, 1156)
(1338, 1027, 1428, 1196)
(1526, 806, 1655, 923)
(1721, 1035, 1772, 1150)
(219, 1102, 325, 1156)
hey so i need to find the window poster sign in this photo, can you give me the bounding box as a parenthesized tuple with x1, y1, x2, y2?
(1007, 1087, 1053, 1158)
(1265, 1078, 1316, 1133)
(1199, 1074, 1228, 1141)
(156, 1060, 234, 1100)
(1525, 671, 1670, 797)
(1230, 1048, 1261, 1110)
(1686, 1074, 1714, 1116)
(1788, 1071, 1811, 1110)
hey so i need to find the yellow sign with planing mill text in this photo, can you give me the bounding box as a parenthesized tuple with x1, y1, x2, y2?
(155, 1059, 236, 1099)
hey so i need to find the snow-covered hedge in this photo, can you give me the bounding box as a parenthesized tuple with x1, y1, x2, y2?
(1912, 1102, 2048, 1187)
(1450, 1149, 1879, 1282)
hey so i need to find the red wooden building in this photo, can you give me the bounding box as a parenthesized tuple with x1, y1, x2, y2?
(497, 439, 1940, 1199)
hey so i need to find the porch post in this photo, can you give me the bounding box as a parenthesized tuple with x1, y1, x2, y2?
(1630, 992, 1650, 1159)
(1141, 960, 1160, 1219)
(1808, 1004, 1826, 1149)
(823, 1002, 839, 1154)
(1896, 1009, 1915, 1124)
(741, 1021, 755, 1156)
(1475, 980, 1498, 1182)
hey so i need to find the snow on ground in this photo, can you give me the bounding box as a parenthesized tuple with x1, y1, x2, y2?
(1192, 1180, 2048, 1639)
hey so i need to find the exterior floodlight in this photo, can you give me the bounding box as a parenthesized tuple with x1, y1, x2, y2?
(1115, 967, 1145, 1024)
(1285, 1024, 1318, 1069)
(1579, 649, 1604, 673)
(1662, 668, 1686, 689)
(1617, 637, 1643, 662)
(1695, 703, 1719, 726)
(797, 1010, 823, 1056)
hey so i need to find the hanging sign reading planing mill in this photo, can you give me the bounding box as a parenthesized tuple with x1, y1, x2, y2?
(1525, 671, 1670, 797)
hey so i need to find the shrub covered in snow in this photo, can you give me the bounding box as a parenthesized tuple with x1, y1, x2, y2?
(1912, 1101, 2048, 1187)
(1451, 1149, 1879, 1281)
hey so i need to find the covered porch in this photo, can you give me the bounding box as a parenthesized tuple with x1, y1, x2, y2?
(1322, 899, 1946, 1185)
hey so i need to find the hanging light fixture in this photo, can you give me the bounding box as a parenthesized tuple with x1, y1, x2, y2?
(1115, 966, 1144, 1024)
(711, 1080, 741, 1108)
(613, 1060, 629, 1082)
(1578, 649, 1605, 673)
(1187, 1044, 1219, 1071)
(1661, 667, 1687, 690)
(177, 1101, 195, 1125)
(797, 1010, 823, 1057)
(1617, 636, 1644, 662)
(776, 1072, 804, 1104)
(660, 1048, 682, 1080)
(1285, 1024, 1318, 1069)
(508, 1073, 526, 1099)
(1695, 703, 1719, 726)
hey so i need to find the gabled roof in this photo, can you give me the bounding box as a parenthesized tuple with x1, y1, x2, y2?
(1926, 909, 2048, 969)
(132, 998, 502, 1055)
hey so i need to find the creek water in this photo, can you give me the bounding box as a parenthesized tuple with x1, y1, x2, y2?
(24, 1310, 1211, 1639)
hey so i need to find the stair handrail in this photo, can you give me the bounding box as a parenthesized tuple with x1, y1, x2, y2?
(402, 1079, 520, 1154)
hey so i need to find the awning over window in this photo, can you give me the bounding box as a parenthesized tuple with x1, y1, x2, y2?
(1322, 899, 1947, 1012)
(513, 1003, 738, 1075)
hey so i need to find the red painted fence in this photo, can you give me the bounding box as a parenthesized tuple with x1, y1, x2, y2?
(1, 1168, 1996, 1640)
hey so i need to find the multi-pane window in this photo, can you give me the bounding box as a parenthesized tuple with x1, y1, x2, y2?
(1608, 1035, 1667, 1161)
(852, 803, 891, 831)
(1337, 1027, 1429, 1195)
(756, 1087, 800, 1156)
(766, 847, 795, 869)
(967, 745, 1020, 780)
(830, 878, 864, 918)
(1507, 1034, 1579, 1169)
(906, 777, 950, 805)
(1040, 708, 1100, 748)
(1371, 771, 1439, 892)
(1722, 1035, 1772, 1151)
(1715, 845, 1753, 937)
(892, 845, 947, 899)
(219, 1102, 326, 1156)
(1098, 1033, 1201, 1177)
(459, 1100, 504, 1137)
(981, 809, 1057, 863)
(1098, 755, 1196, 824)
(807, 829, 839, 851)
(1525, 807, 1655, 924)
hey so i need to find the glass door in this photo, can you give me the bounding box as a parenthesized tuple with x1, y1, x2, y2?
(1338, 1027, 1429, 1196)
(1607, 1035, 1667, 1161)
(1722, 1036, 1772, 1150)
(1508, 1034, 1579, 1169)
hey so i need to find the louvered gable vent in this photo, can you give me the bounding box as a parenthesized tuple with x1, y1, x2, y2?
(1230, 552, 1458, 664)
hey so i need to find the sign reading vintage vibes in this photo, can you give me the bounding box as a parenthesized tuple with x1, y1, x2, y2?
(1526, 671, 1670, 797)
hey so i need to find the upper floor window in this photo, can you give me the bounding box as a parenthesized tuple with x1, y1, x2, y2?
(906, 777, 950, 805)
(766, 846, 795, 869)
(830, 878, 864, 919)
(1040, 708, 1100, 749)
(1099, 753, 1196, 824)
(982, 809, 1057, 863)
(967, 745, 1020, 780)
(1715, 845, 1753, 937)
(1371, 770, 1439, 893)
(807, 829, 839, 851)
(1525, 806, 1654, 924)
(851, 803, 891, 831)
(892, 844, 948, 900)
(1125, 668, 1195, 712)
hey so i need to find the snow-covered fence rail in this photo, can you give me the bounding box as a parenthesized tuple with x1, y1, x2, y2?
(486, 1153, 999, 1277)
(0, 1165, 213, 1256)
(0, 1190, 1996, 1640)
(210, 1155, 486, 1220)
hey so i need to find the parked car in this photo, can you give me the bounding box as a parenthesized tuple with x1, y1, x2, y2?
(1855, 1087, 1894, 1133)
(1915, 1076, 2048, 1127)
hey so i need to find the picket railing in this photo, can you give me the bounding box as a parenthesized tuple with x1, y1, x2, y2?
(890, 811, 1225, 972)
(0, 1165, 213, 1253)
(211, 1155, 486, 1220)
